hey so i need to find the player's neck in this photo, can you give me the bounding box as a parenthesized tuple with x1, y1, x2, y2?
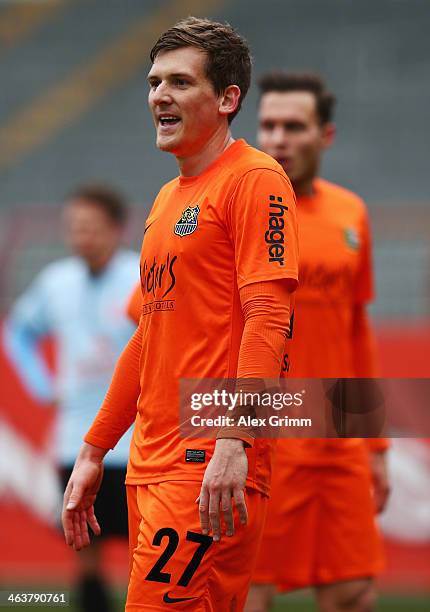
(292, 177, 316, 197)
(177, 129, 234, 177)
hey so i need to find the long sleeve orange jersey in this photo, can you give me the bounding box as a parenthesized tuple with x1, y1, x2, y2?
(85, 140, 299, 496)
(278, 178, 389, 466)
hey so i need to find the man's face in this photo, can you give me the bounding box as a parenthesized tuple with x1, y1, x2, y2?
(147, 46, 223, 156)
(64, 200, 121, 269)
(257, 91, 333, 186)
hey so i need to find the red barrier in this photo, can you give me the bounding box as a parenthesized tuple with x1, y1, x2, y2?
(375, 321, 430, 377)
(1, 321, 430, 590)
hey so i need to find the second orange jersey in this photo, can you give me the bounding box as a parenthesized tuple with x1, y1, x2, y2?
(280, 178, 382, 464)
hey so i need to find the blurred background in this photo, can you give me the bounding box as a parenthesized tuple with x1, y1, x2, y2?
(0, 0, 429, 610)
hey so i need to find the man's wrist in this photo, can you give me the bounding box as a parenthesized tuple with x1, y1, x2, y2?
(215, 437, 246, 450)
(76, 442, 108, 464)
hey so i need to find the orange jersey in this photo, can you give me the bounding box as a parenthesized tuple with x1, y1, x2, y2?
(127, 283, 141, 324)
(280, 178, 387, 464)
(86, 139, 299, 495)
(289, 178, 373, 376)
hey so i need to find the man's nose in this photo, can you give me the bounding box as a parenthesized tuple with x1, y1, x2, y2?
(272, 126, 287, 146)
(151, 81, 173, 106)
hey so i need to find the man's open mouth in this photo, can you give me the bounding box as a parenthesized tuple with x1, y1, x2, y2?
(159, 115, 181, 126)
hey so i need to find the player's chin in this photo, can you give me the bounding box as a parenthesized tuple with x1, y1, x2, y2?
(156, 135, 180, 152)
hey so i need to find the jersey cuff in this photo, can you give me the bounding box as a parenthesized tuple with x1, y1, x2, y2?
(237, 271, 299, 292)
(84, 432, 116, 451)
(216, 427, 255, 448)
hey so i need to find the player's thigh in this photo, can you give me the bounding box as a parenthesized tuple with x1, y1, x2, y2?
(208, 488, 268, 611)
(245, 583, 276, 612)
(126, 481, 266, 611)
(127, 484, 144, 578)
(316, 578, 376, 612)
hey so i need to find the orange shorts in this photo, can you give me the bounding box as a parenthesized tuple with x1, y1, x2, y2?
(253, 462, 384, 591)
(126, 481, 267, 610)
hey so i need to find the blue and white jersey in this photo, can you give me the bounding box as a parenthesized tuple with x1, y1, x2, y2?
(4, 250, 140, 466)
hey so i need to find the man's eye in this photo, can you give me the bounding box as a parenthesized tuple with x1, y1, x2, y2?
(175, 79, 188, 87)
(286, 123, 305, 132)
(149, 81, 159, 89)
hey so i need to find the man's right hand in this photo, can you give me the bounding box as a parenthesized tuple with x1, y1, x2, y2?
(62, 443, 107, 551)
(369, 450, 390, 514)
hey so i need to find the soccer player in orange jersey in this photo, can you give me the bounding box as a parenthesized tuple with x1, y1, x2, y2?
(246, 73, 390, 612)
(61, 19, 299, 610)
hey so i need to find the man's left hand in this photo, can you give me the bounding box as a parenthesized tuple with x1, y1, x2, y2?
(197, 438, 248, 541)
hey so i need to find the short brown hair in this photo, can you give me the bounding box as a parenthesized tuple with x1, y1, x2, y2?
(67, 184, 128, 227)
(258, 72, 336, 125)
(150, 16, 251, 123)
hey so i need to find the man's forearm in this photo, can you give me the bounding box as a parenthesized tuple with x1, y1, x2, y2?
(85, 322, 142, 449)
(218, 280, 294, 443)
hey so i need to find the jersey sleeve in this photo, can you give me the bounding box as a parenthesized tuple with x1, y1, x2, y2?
(84, 320, 142, 449)
(226, 169, 299, 290)
(355, 206, 374, 304)
(126, 282, 142, 326)
(217, 279, 294, 446)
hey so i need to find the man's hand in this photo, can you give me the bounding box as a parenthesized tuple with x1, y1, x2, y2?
(62, 443, 107, 551)
(197, 438, 248, 542)
(370, 451, 390, 513)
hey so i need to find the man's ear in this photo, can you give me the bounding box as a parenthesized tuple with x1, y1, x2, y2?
(219, 85, 241, 119)
(322, 122, 336, 149)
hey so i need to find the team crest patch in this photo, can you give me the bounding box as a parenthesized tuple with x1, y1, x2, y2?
(174, 205, 200, 237)
(344, 227, 360, 250)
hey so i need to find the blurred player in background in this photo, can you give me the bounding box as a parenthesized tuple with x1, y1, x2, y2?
(246, 73, 390, 612)
(62, 17, 298, 610)
(3, 185, 139, 611)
